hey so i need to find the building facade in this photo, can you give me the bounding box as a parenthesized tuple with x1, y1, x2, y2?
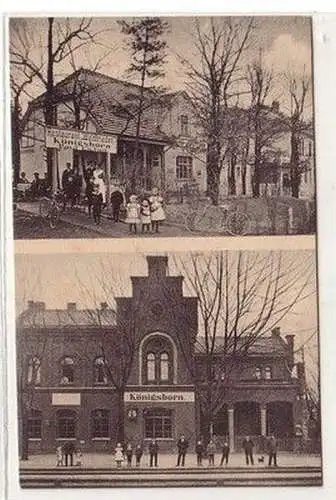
(17, 256, 308, 455)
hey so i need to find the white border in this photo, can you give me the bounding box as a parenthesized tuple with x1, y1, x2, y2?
(2, 5, 336, 500)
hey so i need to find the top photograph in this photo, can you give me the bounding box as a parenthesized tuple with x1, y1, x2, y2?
(10, 16, 316, 239)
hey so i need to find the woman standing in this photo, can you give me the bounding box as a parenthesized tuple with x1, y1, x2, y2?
(149, 187, 165, 233)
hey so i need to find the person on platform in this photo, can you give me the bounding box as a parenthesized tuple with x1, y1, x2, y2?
(56, 445, 63, 467)
(135, 444, 143, 467)
(110, 186, 124, 222)
(220, 441, 230, 466)
(115, 443, 124, 468)
(195, 439, 204, 466)
(149, 187, 165, 233)
(267, 435, 278, 467)
(176, 434, 189, 467)
(149, 439, 159, 467)
(125, 195, 140, 234)
(242, 436, 254, 465)
(62, 440, 75, 467)
(125, 443, 133, 467)
(207, 439, 216, 467)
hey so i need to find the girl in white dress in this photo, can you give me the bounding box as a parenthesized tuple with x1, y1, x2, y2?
(140, 199, 151, 233)
(149, 187, 165, 233)
(115, 443, 124, 468)
(125, 195, 140, 234)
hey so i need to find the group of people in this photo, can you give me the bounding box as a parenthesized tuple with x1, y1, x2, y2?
(56, 441, 83, 468)
(16, 171, 51, 199)
(125, 188, 166, 234)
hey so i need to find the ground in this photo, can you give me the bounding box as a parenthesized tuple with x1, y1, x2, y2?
(13, 196, 315, 239)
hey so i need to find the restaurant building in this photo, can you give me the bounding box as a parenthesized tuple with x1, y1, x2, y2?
(17, 256, 308, 454)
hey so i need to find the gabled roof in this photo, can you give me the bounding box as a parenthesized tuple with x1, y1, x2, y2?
(194, 334, 289, 356)
(17, 307, 117, 329)
(26, 68, 170, 143)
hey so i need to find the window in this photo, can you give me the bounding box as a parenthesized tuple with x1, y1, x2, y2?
(94, 357, 107, 384)
(160, 353, 169, 381)
(56, 409, 76, 438)
(143, 336, 173, 384)
(180, 115, 189, 136)
(28, 410, 42, 439)
(308, 141, 313, 158)
(265, 366, 272, 380)
(91, 409, 109, 438)
(144, 408, 172, 438)
(27, 357, 41, 385)
(176, 156, 193, 179)
(298, 138, 304, 156)
(21, 117, 36, 148)
(151, 154, 161, 169)
(147, 353, 156, 382)
(61, 357, 74, 384)
(255, 367, 262, 380)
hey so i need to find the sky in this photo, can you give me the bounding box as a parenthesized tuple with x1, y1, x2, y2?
(9, 15, 313, 116)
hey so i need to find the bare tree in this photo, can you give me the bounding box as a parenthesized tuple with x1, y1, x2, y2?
(10, 17, 109, 187)
(180, 17, 254, 205)
(286, 70, 311, 198)
(167, 251, 315, 441)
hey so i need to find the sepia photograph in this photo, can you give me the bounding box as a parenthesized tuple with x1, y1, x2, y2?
(9, 15, 316, 239)
(15, 250, 321, 488)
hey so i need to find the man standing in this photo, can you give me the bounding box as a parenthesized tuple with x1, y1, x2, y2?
(110, 186, 124, 222)
(62, 441, 75, 467)
(62, 163, 71, 192)
(220, 440, 230, 466)
(242, 436, 254, 465)
(267, 435, 278, 467)
(176, 434, 189, 467)
(149, 439, 159, 467)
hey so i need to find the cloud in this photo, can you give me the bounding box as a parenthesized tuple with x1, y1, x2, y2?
(264, 33, 312, 76)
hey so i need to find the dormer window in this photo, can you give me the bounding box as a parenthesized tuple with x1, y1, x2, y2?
(255, 367, 262, 380)
(61, 357, 74, 384)
(265, 366, 272, 380)
(27, 357, 41, 385)
(94, 357, 107, 384)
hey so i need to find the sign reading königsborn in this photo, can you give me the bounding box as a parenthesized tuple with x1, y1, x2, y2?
(124, 392, 195, 403)
(45, 127, 118, 153)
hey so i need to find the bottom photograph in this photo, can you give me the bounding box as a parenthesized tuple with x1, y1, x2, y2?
(14, 249, 321, 487)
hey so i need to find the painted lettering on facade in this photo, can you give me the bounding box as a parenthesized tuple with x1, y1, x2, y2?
(124, 392, 195, 403)
(45, 127, 118, 153)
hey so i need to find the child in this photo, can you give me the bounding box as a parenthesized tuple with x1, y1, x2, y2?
(75, 448, 83, 467)
(115, 442, 124, 468)
(125, 443, 133, 467)
(56, 445, 63, 467)
(135, 444, 143, 467)
(125, 195, 140, 234)
(140, 199, 151, 233)
(149, 187, 165, 233)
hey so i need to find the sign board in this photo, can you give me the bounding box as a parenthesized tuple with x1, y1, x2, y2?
(124, 392, 195, 403)
(45, 127, 118, 153)
(52, 393, 81, 406)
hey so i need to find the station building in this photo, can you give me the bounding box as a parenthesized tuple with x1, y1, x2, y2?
(17, 256, 308, 454)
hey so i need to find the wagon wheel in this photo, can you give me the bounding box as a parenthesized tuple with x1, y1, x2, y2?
(226, 211, 251, 236)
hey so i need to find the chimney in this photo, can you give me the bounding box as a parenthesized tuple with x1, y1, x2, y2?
(271, 100, 280, 113)
(271, 327, 281, 337)
(28, 301, 45, 311)
(27, 300, 35, 310)
(100, 302, 108, 311)
(67, 302, 77, 312)
(146, 256, 168, 279)
(286, 334, 295, 352)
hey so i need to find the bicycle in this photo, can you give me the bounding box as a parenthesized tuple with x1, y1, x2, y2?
(183, 199, 253, 236)
(39, 192, 64, 229)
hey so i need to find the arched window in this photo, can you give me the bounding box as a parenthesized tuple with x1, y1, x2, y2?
(27, 357, 41, 385)
(147, 353, 156, 382)
(94, 357, 107, 384)
(91, 409, 109, 438)
(265, 366, 272, 380)
(160, 352, 169, 381)
(56, 409, 76, 438)
(28, 409, 42, 439)
(255, 367, 262, 380)
(61, 357, 74, 384)
(143, 336, 174, 384)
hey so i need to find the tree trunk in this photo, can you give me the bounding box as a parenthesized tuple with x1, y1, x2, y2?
(45, 17, 55, 186)
(206, 141, 221, 205)
(116, 390, 125, 444)
(228, 156, 237, 196)
(290, 131, 301, 198)
(253, 140, 262, 198)
(11, 103, 21, 185)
